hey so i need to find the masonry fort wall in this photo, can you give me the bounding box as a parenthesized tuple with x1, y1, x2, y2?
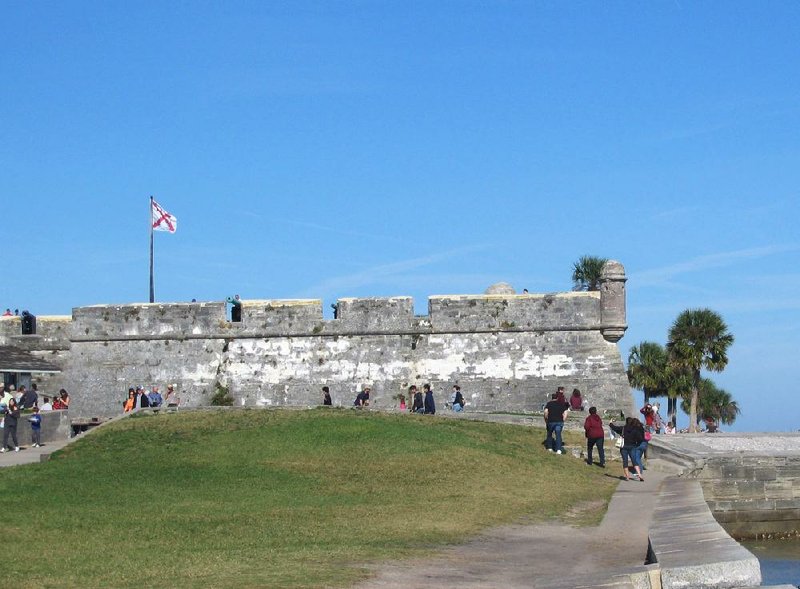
(0, 262, 631, 419)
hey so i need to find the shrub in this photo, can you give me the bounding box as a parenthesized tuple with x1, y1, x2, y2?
(210, 384, 234, 406)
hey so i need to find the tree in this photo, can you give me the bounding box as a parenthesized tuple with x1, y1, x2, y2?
(627, 341, 668, 404)
(627, 341, 688, 427)
(667, 309, 734, 433)
(680, 378, 740, 428)
(571, 255, 609, 291)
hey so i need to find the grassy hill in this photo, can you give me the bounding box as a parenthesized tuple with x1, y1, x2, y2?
(0, 408, 616, 588)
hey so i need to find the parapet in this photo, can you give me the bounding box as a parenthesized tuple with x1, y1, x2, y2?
(428, 292, 600, 333)
(0, 314, 72, 350)
(335, 297, 414, 333)
(238, 299, 324, 335)
(71, 302, 227, 340)
(35, 269, 628, 342)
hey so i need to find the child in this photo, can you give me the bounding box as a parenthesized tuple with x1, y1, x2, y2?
(29, 406, 42, 447)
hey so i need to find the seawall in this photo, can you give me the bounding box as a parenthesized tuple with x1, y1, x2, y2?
(650, 434, 800, 539)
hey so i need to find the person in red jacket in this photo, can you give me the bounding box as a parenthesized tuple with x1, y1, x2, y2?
(583, 406, 606, 467)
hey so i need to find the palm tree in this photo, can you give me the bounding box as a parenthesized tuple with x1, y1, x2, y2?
(680, 378, 740, 428)
(627, 341, 687, 426)
(667, 309, 734, 433)
(571, 255, 609, 291)
(627, 342, 668, 404)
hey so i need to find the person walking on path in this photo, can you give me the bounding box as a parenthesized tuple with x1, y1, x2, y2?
(1, 398, 21, 452)
(544, 391, 569, 454)
(583, 406, 605, 467)
(609, 417, 644, 481)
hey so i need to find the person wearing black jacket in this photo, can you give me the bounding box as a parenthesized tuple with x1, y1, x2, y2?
(410, 385, 424, 414)
(609, 417, 644, 481)
(18, 385, 38, 409)
(423, 384, 436, 415)
(138, 388, 151, 409)
(1, 398, 21, 452)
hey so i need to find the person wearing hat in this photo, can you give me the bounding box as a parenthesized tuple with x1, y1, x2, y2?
(165, 385, 180, 408)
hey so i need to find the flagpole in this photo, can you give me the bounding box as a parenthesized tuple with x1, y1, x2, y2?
(149, 196, 155, 303)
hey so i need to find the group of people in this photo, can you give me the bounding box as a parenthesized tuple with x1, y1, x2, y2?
(0, 383, 70, 453)
(404, 384, 437, 414)
(588, 401, 673, 480)
(543, 386, 583, 454)
(608, 416, 649, 481)
(320, 384, 466, 415)
(123, 384, 179, 412)
(544, 386, 668, 481)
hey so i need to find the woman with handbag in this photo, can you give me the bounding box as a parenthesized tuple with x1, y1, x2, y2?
(609, 417, 645, 482)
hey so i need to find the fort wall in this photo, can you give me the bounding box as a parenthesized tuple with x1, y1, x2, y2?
(1, 262, 631, 419)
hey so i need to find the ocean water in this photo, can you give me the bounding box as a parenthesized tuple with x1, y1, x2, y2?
(741, 540, 800, 587)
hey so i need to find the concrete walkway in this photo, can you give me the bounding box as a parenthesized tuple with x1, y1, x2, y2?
(354, 468, 669, 589)
(0, 437, 75, 467)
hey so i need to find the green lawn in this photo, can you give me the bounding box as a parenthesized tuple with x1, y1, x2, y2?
(0, 408, 616, 588)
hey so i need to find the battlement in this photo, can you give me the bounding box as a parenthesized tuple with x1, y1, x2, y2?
(1, 261, 627, 344)
(11, 290, 618, 343)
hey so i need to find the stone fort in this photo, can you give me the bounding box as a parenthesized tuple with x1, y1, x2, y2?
(0, 261, 631, 419)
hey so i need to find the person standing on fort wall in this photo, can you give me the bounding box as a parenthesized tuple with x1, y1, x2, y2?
(227, 294, 242, 322)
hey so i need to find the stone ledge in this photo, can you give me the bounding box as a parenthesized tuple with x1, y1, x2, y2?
(649, 479, 761, 589)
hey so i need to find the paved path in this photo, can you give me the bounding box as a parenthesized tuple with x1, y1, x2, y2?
(0, 437, 75, 468)
(354, 468, 669, 588)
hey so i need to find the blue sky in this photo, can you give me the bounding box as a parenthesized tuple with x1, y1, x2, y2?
(2, 2, 798, 431)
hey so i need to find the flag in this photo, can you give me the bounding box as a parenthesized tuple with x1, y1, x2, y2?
(152, 199, 177, 233)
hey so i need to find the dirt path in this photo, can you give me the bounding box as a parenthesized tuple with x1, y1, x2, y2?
(353, 471, 667, 588)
